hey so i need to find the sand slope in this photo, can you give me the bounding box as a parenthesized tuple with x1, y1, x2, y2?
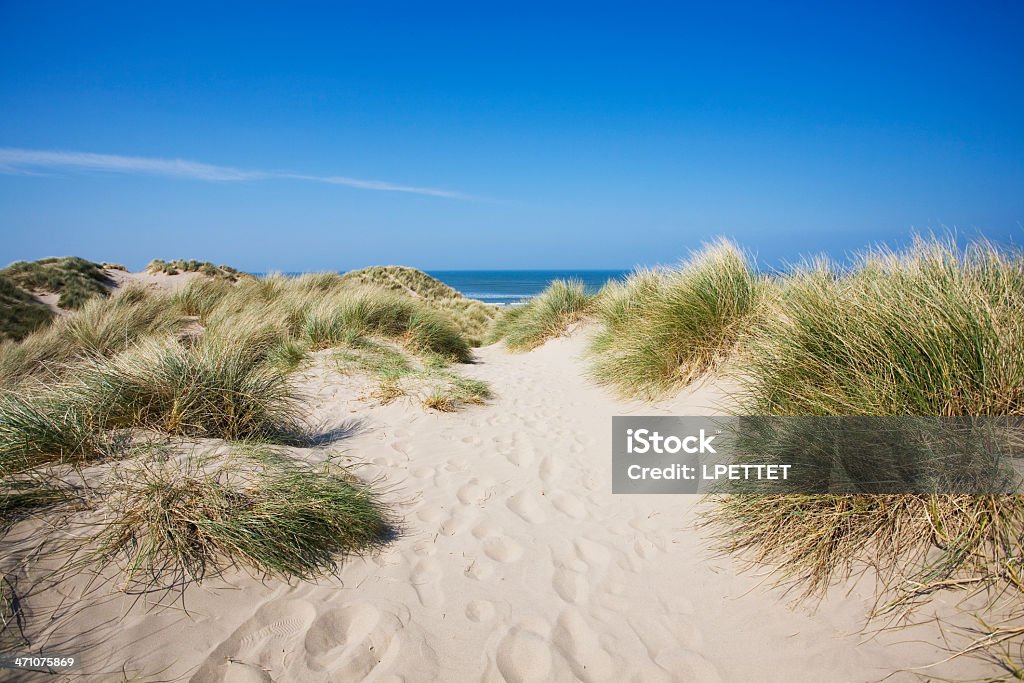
(6, 330, 990, 682)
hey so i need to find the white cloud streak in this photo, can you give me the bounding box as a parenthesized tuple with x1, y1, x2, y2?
(0, 148, 469, 199)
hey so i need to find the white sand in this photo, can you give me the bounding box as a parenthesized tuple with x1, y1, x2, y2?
(4, 329, 991, 682)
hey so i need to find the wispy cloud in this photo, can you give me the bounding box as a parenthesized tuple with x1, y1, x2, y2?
(0, 148, 469, 199)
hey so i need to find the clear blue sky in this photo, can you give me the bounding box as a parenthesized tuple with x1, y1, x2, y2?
(1, 1, 1022, 271)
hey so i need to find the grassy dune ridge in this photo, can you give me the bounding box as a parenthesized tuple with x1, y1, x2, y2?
(485, 278, 593, 351)
(0, 264, 491, 590)
(489, 235, 1024, 650)
(589, 239, 763, 399)
(0, 256, 112, 310)
(0, 275, 53, 341)
(710, 238, 1024, 608)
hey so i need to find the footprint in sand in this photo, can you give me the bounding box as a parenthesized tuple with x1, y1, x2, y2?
(504, 444, 536, 468)
(410, 558, 444, 607)
(464, 557, 495, 580)
(464, 599, 495, 623)
(492, 436, 514, 455)
(439, 508, 474, 536)
(446, 457, 470, 472)
(552, 609, 615, 682)
(193, 600, 316, 682)
(539, 455, 562, 483)
(496, 627, 553, 683)
(483, 536, 524, 563)
(506, 491, 547, 523)
(410, 465, 435, 479)
(471, 521, 500, 539)
(416, 504, 445, 523)
(303, 603, 407, 680)
(457, 479, 490, 505)
(552, 566, 588, 604)
(550, 491, 587, 520)
(236, 601, 315, 654)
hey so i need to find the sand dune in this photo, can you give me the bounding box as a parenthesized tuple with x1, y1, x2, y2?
(6, 329, 990, 682)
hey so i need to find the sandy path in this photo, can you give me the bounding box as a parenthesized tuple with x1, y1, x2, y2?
(7, 331, 988, 682)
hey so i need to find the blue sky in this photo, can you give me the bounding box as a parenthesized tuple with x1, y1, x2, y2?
(1, 1, 1022, 271)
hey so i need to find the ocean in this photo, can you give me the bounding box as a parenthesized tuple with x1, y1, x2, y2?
(427, 270, 630, 305)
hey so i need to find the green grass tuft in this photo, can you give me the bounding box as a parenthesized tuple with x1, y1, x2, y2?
(67, 338, 305, 442)
(0, 275, 54, 342)
(588, 239, 762, 398)
(706, 237, 1024, 610)
(0, 256, 111, 310)
(0, 392, 106, 477)
(91, 445, 391, 586)
(487, 279, 593, 351)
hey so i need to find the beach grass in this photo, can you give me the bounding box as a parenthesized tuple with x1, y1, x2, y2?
(301, 290, 472, 362)
(340, 266, 498, 343)
(67, 337, 306, 442)
(90, 445, 391, 586)
(0, 262, 502, 603)
(0, 285, 182, 387)
(588, 239, 762, 398)
(0, 474, 73, 532)
(146, 259, 247, 281)
(0, 256, 111, 310)
(334, 338, 491, 411)
(0, 392, 106, 477)
(487, 278, 593, 351)
(0, 275, 54, 342)
(705, 237, 1024, 605)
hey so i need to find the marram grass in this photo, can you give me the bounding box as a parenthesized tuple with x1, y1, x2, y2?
(704, 238, 1024, 611)
(487, 279, 593, 351)
(0, 392, 106, 477)
(91, 446, 391, 587)
(68, 337, 306, 442)
(737, 238, 1024, 417)
(301, 290, 472, 362)
(589, 239, 763, 399)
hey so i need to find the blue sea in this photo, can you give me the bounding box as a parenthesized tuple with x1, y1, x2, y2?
(427, 270, 630, 305)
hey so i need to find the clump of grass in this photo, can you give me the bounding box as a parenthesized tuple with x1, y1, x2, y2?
(1, 475, 73, 531)
(487, 279, 593, 351)
(0, 256, 111, 310)
(0, 393, 105, 477)
(738, 237, 1024, 416)
(706, 237, 1024, 607)
(334, 339, 491, 411)
(0, 276, 53, 342)
(707, 493, 1024, 600)
(265, 340, 309, 372)
(0, 285, 182, 386)
(91, 446, 391, 586)
(171, 277, 235, 319)
(589, 239, 762, 398)
(146, 259, 246, 281)
(302, 291, 471, 362)
(340, 266, 499, 342)
(69, 338, 305, 442)
(421, 375, 491, 412)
